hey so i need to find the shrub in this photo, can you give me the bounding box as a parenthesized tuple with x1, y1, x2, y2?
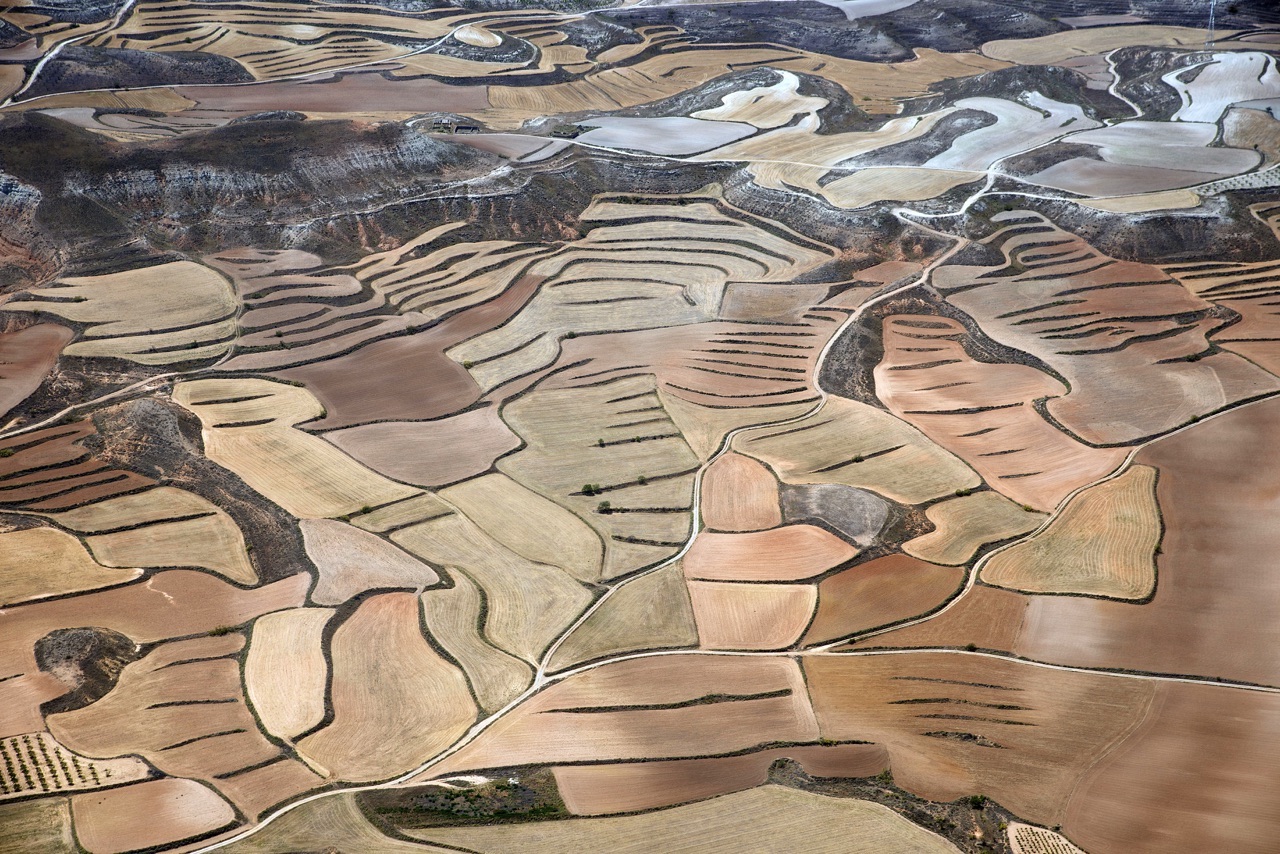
(208, 625, 236, 637)
(0, 448, 13, 458)
(596, 500, 612, 514)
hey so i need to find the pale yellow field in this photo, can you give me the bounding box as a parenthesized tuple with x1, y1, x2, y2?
(244, 608, 334, 741)
(420, 573, 534, 714)
(300, 519, 440, 605)
(983, 26, 1236, 64)
(392, 514, 593, 663)
(661, 392, 816, 460)
(735, 397, 980, 504)
(688, 580, 816, 650)
(904, 492, 1046, 567)
(0, 798, 76, 854)
(220, 793, 453, 854)
(84, 515, 256, 584)
(981, 466, 1161, 599)
(4, 261, 237, 365)
(547, 563, 698, 672)
(1009, 822, 1088, 854)
(819, 167, 984, 210)
(40, 486, 224, 531)
(1080, 189, 1202, 213)
(298, 592, 476, 782)
(441, 473, 604, 583)
(175, 378, 419, 518)
(0, 527, 140, 607)
(0, 732, 149, 801)
(349, 493, 452, 534)
(412, 785, 960, 854)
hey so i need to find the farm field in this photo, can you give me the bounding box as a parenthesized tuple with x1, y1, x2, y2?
(4, 0, 1280, 851)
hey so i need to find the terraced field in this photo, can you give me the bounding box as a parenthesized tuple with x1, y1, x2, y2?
(3, 0, 1280, 851)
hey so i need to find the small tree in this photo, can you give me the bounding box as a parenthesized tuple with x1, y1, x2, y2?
(597, 500, 612, 514)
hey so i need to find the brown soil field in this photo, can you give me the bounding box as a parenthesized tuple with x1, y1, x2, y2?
(71, 778, 236, 854)
(297, 592, 476, 783)
(0, 798, 76, 853)
(804, 555, 965, 645)
(1165, 258, 1280, 376)
(903, 493, 1045, 567)
(413, 784, 959, 854)
(420, 575, 534, 714)
(0, 672, 69, 740)
(177, 71, 488, 117)
(441, 473, 604, 583)
(300, 519, 440, 605)
(874, 313, 1126, 510)
(277, 271, 542, 430)
(323, 405, 520, 489)
(805, 652, 1155, 827)
(218, 793, 451, 854)
(546, 563, 698, 672)
(700, 452, 782, 532)
(551, 742, 887, 815)
(215, 759, 326, 822)
(0, 527, 141, 607)
(688, 580, 816, 650)
(48, 635, 292, 806)
(981, 466, 1160, 599)
(684, 525, 858, 582)
(244, 608, 334, 741)
(0, 731, 149, 800)
(932, 214, 1280, 445)
(1064, 681, 1280, 854)
(392, 513, 592, 663)
(735, 396, 979, 504)
(0, 422, 155, 512)
(1009, 823, 1087, 854)
(426, 655, 816, 777)
(842, 582, 1028, 653)
(0, 324, 72, 420)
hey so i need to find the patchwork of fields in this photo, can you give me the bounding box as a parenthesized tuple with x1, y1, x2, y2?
(2, 0, 1280, 852)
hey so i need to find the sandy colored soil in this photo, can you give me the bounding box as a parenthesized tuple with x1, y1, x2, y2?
(0, 798, 76, 853)
(805, 652, 1155, 827)
(218, 793, 450, 854)
(692, 70, 829, 129)
(1064, 681, 1280, 854)
(551, 743, 887, 815)
(324, 405, 520, 489)
(441, 473, 604, 583)
(414, 785, 959, 854)
(297, 592, 476, 783)
(904, 492, 1045, 567)
(0, 323, 72, 419)
(684, 525, 858, 582)
(0, 527, 141, 607)
(1008, 823, 1086, 854)
(821, 167, 984, 210)
(426, 656, 816, 777)
(662, 393, 817, 462)
(982, 466, 1160, 599)
(349, 493, 452, 534)
(83, 514, 256, 585)
(393, 513, 592, 663)
(178, 71, 487, 116)
(804, 554, 964, 645)
(546, 563, 698, 672)
(1080, 189, 1202, 214)
(982, 25, 1232, 64)
(700, 452, 782, 532)
(0, 672, 69, 740)
(300, 519, 440, 605)
(874, 313, 1126, 511)
(1166, 258, 1280, 376)
(688, 580, 816, 650)
(49, 635, 292, 808)
(71, 778, 235, 854)
(0, 731, 149, 800)
(174, 378, 419, 518)
(244, 608, 334, 741)
(4, 261, 237, 366)
(735, 396, 979, 505)
(933, 213, 1280, 445)
(420, 574, 534, 714)
(216, 758, 326, 822)
(498, 375, 700, 581)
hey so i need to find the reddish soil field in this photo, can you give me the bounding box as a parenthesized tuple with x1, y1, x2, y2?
(683, 525, 858, 582)
(700, 451, 782, 532)
(176, 71, 488, 115)
(0, 323, 72, 420)
(804, 555, 965, 645)
(428, 655, 817, 777)
(216, 758, 325, 821)
(278, 274, 541, 429)
(552, 743, 888, 815)
(0, 422, 155, 511)
(324, 404, 520, 487)
(0, 671, 68, 738)
(688, 580, 816, 649)
(71, 778, 235, 854)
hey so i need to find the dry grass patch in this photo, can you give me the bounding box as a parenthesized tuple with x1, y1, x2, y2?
(1080, 189, 1202, 213)
(174, 378, 419, 518)
(735, 396, 979, 504)
(244, 608, 334, 741)
(441, 473, 603, 583)
(298, 592, 476, 783)
(904, 492, 1045, 566)
(219, 793, 450, 854)
(413, 785, 958, 854)
(301, 519, 440, 605)
(546, 563, 698, 672)
(803, 554, 964, 644)
(662, 392, 816, 460)
(421, 573, 534, 714)
(349, 493, 452, 534)
(0, 798, 76, 853)
(981, 466, 1160, 599)
(688, 580, 816, 650)
(685, 525, 858, 582)
(0, 527, 140, 607)
(820, 167, 983, 210)
(982, 26, 1231, 63)
(71, 778, 235, 854)
(4, 261, 237, 365)
(701, 451, 782, 532)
